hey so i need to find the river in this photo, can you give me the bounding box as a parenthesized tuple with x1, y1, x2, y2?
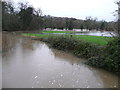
(2, 33, 119, 88)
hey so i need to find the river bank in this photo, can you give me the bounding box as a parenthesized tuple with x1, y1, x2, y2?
(20, 32, 120, 76)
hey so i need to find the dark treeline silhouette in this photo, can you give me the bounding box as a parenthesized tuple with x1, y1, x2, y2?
(2, 0, 117, 31)
(2, 1, 43, 31)
(43, 15, 116, 31)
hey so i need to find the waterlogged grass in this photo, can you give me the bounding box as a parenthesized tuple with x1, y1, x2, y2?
(22, 33, 112, 46)
(22, 33, 51, 38)
(73, 35, 112, 46)
(42, 30, 75, 33)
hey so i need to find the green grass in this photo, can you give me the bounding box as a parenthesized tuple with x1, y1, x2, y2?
(72, 35, 112, 46)
(22, 33, 51, 38)
(42, 30, 75, 33)
(22, 33, 112, 46)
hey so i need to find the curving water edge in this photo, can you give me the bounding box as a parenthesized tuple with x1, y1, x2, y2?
(2, 33, 119, 88)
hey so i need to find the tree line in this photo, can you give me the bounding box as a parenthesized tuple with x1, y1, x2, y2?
(2, 0, 117, 31)
(44, 15, 116, 31)
(2, 1, 43, 31)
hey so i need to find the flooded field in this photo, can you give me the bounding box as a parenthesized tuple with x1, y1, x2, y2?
(2, 33, 119, 88)
(43, 31, 116, 37)
(74, 31, 116, 37)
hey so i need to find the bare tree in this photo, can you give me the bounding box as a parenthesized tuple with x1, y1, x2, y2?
(34, 8, 42, 17)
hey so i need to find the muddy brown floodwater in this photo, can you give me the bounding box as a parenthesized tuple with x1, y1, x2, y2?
(2, 33, 119, 88)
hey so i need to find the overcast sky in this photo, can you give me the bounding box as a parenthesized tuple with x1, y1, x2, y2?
(13, 0, 118, 21)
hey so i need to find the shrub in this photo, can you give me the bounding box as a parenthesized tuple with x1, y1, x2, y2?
(104, 38, 120, 75)
(74, 41, 102, 58)
(87, 38, 120, 75)
(106, 38, 120, 60)
(86, 56, 105, 68)
(86, 38, 120, 75)
(49, 36, 79, 51)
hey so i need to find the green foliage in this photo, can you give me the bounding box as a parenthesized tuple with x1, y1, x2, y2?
(74, 41, 102, 58)
(87, 57, 105, 68)
(49, 36, 79, 51)
(86, 38, 120, 75)
(105, 38, 120, 75)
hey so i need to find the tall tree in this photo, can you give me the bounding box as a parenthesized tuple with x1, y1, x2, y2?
(68, 18, 74, 30)
(18, 6, 33, 30)
(100, 21, 105, 31)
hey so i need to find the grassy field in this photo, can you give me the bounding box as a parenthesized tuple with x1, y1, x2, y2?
(73, 35, 112, 46)
(22, 33, 50, 37)
(22, 33, 112, 46)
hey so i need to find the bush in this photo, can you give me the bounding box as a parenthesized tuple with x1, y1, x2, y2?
(86, 56, 105, 68)
(85, 38, 120, 75)
(104, 38, 120, 75)
(49, 36, 79, 51)
(74, 41, 102, 58)
(106, 38, 120, 60)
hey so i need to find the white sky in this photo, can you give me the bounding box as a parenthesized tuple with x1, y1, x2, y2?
(12, 0, 118, 21)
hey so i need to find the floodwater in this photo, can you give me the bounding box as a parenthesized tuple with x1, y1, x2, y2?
(74, 31, 116, 37)
(2, 33, 119, 88)
(44, 31, 116, 37)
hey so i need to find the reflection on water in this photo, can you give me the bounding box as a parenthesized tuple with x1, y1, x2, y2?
(2, 33, 17, 53)
(2, 33, 118, 88)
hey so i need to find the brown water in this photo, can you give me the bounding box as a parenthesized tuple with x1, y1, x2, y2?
(2, 33, 119, 88)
